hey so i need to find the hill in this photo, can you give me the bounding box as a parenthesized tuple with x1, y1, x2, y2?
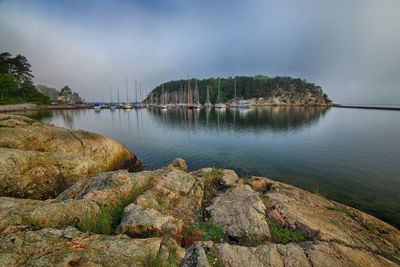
(145, 75, 332, 106)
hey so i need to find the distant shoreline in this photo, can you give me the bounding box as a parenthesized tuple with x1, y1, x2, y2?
(333, 104, 400, 111)
(0, 103, 93, 113)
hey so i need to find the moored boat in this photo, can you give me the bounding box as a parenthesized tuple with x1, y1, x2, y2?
(238, 99, 251, 108)
(215, 78, 226, 108)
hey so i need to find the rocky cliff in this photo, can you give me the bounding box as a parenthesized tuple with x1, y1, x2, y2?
(0, 114, 142, 199)
(0, 157, 398, 266)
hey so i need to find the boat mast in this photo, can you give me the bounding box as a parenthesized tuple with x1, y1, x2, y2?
(162, 84, 165, 105)
(135, 80, 138, 103)
(109, 86, 112, 103)
(117, 88, 120, 104)
(234, 79, 237, 101)
(187, 78, 192, 104)
(126, 79, 129, 103)
(218, 78, 221, 103)
(180, 82, 183, 104)
(206, 85, 210, 103)
(139, 82, 142, 103)
(195, 81, 199, 103)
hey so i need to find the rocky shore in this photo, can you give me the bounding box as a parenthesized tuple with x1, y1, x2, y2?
(0, 114, 141, 199)
(0, 115, 398, 266)
(247, 90, 331, 106)
(0, 103, 92, 113)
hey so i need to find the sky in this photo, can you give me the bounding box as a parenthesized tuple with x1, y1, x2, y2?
(0, 0, 399, 104)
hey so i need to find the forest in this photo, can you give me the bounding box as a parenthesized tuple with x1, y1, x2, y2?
(146, 75, 331, 104)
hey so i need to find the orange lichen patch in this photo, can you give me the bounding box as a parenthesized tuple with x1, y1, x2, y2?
(66, 241, 87, 250)
(250, 176, 274, 193)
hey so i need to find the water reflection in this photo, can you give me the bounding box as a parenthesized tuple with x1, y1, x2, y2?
(147, 106, 330, 132)
(11, 106, 400, 228)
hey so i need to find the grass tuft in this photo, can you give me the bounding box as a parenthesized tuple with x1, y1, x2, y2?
(80, 207, 113, 235)
(206, 246, 224, 267)
(268, 220, 305, 244)
(327, 205, 356, 218)
(202, 169, 224, 206)
(79, 172, 159, 235)
(181, 219, 225, 248)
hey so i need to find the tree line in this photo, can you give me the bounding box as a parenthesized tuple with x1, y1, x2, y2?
(0, 52, 81, 105)
(146, 75, 331, 104)
(0, 52, 49, 104)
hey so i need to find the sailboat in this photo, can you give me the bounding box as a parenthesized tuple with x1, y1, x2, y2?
(230, 79, 238, 108)
(160, 85, 168, 109)
(124, 79, 133, 109)
(178, 82, 184, 108)
(204, 85, 212, 107)
(193, 81, 201, 109)
(133, 80, 141, 108)
(215, 78, 226, 108)
(116, 88, 123, 109)
(109, 87, 116, 110)
(187, 78, 194, 109)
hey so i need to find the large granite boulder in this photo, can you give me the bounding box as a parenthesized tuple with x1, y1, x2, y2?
(250, 176, 400, 264)
(0, 114, 141, 199)
(212, 241, 397, 267)
(0, 197, 101, 230)
(116, 161, 205, 238)
(0, 226, 184, 266)
(115, 204, 182, 238)
(0, 170, 156, 231)
(206, 185, 270, 242)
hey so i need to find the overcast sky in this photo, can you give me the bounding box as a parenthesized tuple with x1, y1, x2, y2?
(0, 0, 399, 104)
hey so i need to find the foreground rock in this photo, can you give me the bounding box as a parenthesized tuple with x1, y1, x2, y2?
(0, 156, 399, 266)
(0, 226, 184, 267)
(249, 177, 400, 263)
(0, 170, 155, 230)
(212, 241, 397, 267)
(206, 185, 271, 242)
(0, 114, 141, 199)
(116, 161, 204, 238)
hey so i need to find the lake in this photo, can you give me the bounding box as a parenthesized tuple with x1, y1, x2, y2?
(15, 107, 400, 228)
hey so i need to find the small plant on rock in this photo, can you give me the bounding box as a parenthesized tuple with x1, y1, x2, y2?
(181, 219, 225, 248)
(268, 220, 305, 244)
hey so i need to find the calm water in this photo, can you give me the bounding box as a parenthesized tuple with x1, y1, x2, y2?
(16, 107, 400, 228)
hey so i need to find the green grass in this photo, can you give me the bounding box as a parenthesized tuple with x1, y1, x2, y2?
(80, 207, 113, 235)
(327, 205, 356, 218)
(141, 239, 182, 267)
(182, 219, 226, 247)
(361, 221, 378, 233)
(79, 173, 159, 235)
(202, 169, 224, 205)
(206, 246, 224, 267)
(268, 220, 305, 244)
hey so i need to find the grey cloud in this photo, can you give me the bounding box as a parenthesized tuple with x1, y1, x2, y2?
(0, 0, 399, 104)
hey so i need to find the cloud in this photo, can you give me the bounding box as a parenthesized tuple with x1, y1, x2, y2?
(0, 0, 399, 104)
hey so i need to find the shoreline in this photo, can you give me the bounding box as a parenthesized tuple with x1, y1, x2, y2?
(333, 104, 400, 111)
(0, 103, 93, 113)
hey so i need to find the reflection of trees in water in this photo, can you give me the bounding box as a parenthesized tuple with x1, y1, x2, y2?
(148, 107, 330, 132)
(57, 110, 76, 129)
(9, 110, 53, 121)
